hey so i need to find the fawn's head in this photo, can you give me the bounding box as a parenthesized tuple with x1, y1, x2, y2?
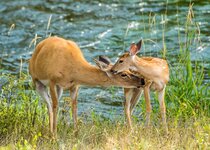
(94, 55, 145, 88)
(111, 39, 142, 74)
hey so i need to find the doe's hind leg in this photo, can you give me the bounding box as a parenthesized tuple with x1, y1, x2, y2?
(35, 80, 53, 134)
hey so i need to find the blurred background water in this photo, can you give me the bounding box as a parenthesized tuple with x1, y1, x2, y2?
(0, 0, 209, 119)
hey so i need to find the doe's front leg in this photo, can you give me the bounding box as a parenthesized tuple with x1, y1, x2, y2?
(70, 86, 79, 129)
(124, 88, 133, 129)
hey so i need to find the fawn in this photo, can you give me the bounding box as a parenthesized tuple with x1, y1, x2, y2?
(111, 40, 169, 133)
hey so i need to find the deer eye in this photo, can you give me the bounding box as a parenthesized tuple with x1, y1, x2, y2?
(121, 73, 127, 78)
(119, 60, 123, 63)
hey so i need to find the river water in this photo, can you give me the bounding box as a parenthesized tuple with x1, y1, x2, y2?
(0, 0, 209, 118)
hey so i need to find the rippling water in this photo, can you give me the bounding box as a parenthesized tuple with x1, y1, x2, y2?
(0, 0, 209, 118)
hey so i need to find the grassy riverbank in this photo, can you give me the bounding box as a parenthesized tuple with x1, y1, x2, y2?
(0, 48, 209, 149)
(0, 2, 209, 150)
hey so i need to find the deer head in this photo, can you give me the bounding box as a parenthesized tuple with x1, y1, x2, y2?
(111, 40, 142, 74)
(94, 55, 145, 88)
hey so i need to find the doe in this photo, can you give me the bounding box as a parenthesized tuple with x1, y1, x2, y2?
(28, 36, 145, 137)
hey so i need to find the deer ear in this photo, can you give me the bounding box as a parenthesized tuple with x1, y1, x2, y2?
(99, 55, 111, 65)
(129, 40, 142, 56)
(136, 39, 142, 51)
(129, 43, 138, 56)
(94, 58, 109, 71)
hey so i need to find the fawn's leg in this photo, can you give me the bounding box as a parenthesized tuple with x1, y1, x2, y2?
(144, 83, 152, 127)
(158, 86, 168, 133)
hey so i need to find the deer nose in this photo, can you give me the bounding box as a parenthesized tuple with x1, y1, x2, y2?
(110, 69, 117, 74)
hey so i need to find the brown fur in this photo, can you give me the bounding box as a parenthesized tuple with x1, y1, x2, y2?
(29, 36, 145, 137)
(111, 42, 170, 134)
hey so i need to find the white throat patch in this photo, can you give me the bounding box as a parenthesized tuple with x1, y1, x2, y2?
(130, 66, 137, 71)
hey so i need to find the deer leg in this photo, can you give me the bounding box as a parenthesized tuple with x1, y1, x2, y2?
(144, 85, 152, 127)
(158, 86, 168, 133)
(56, 85, 63, 100)
(49, 81, 58, 138)
(70, 86, 79, 129)
(130, 88, 143, 115)
(124, 88, 133, 129)
(35, 81, 53, 134)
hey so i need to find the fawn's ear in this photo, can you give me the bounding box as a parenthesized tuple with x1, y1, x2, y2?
(136, 39, 142, 51)
(98, 55, 111, 65)
(129, 40, 142, 56)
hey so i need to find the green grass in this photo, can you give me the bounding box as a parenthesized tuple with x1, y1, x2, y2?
(0, 46, 209, 149)
(0, 72, 209, 149)
(0, 2, 210, 150)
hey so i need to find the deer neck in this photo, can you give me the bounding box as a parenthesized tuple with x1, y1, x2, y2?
(75, 62, 114, 87)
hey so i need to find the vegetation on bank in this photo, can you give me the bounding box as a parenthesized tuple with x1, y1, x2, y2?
(0, 2, 209, 150)
(0, 69, 209, 149)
